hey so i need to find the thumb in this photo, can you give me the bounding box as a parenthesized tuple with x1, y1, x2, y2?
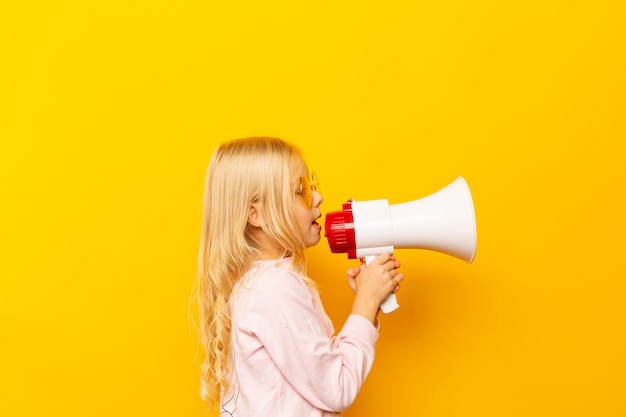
(347, 266, 361, 278)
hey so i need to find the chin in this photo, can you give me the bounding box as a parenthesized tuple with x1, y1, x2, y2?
(306, 235, 321, 248)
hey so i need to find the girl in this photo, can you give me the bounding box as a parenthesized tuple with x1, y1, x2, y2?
(196, 136, 404, 416)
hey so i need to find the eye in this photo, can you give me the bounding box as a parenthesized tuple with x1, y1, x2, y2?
(296, 175, 313, 207)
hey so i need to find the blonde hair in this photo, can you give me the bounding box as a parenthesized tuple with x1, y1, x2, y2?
(196, 136, 312, 409)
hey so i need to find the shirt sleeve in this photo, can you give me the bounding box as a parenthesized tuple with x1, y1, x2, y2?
(236, 268, 379, 412)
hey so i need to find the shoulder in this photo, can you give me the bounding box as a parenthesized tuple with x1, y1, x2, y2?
(231, 259, 321, 330)
(235, 259, 313, 302)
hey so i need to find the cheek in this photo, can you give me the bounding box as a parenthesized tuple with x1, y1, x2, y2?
(294, 200, 307, 215)
(298, 214, 311, 232)
(293, 204, 309, 228)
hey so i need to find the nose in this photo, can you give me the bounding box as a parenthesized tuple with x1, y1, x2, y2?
(312, 189, 323, 206)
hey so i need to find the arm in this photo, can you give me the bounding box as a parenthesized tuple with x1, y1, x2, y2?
(239, 268, 378, 412)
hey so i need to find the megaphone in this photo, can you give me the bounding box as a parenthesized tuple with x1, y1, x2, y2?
(325, 176, 477, 314)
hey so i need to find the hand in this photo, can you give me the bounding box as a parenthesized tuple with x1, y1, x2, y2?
(347, 259, 402, 294)
(350, 254, 404, 324)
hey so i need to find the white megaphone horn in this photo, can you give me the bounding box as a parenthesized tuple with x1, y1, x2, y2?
(325, 176, 477, 314)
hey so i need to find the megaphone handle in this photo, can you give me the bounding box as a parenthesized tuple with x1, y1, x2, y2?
(380, 293, 400, 314)
(364, 255, 400, 314)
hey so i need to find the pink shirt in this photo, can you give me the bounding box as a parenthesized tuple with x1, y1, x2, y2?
(221, 258, 379, 417)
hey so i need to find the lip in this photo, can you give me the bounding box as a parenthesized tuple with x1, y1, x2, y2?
(312, 214, 322, 227)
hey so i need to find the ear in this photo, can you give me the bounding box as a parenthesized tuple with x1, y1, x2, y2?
(247, 204, 261, 228)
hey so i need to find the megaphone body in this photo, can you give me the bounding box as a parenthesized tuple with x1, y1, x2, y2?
(325, 176, 477, 314)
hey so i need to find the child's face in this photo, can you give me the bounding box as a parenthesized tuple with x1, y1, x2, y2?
(295, 169, 324, 248)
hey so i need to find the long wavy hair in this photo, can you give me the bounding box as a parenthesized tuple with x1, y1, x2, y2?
(195, 136, 313, 409)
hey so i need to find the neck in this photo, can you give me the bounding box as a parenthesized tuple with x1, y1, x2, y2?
(249, 226, 285, 260)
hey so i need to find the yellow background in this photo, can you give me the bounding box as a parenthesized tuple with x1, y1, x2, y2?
(1, 1, 625, 416)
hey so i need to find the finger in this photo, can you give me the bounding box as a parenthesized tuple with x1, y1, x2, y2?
(373, 253, 392, 264)
(383, 260, 398, 271)
(388, 273, 403, 290)
(346, 266, 360, 278)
